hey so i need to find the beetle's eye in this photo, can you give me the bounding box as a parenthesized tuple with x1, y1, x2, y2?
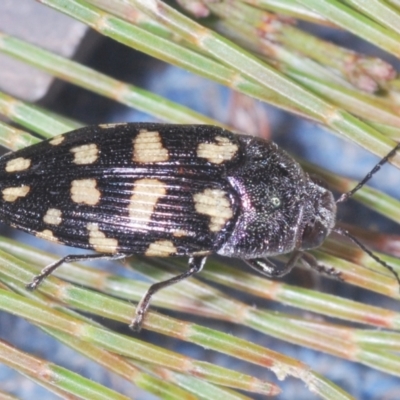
(270, 197, 281, 208)
(301, 220, 327, 249)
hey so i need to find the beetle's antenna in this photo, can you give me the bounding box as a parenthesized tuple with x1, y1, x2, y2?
(336, 143, 400, 204)
(332, 143, 400, 287)
(333, 226, 400, 286)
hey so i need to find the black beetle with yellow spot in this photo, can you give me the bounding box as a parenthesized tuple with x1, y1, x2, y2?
(0, 123, 398, 331)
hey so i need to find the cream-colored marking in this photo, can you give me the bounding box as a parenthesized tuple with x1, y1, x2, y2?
(129, 178, 166, 227)
(2, 186, 30, 202)
(87, 222, 118, 253)
(5, 157, 31, 172)
(71, 179, 101, 205)
(145, 240, 177, 256)
(173, 229, 187, 238)
(197, 136, 238, 164)
(193, 188, 233, 232)
(133, 130, 169, 163)
(98, 123, 127, 129)
(193, 250, 210, 256)
(36, 229, 59, 243)
(49, 136, 65, 146)
(43, 208, 62, 225)
(70, 143, 99, 165)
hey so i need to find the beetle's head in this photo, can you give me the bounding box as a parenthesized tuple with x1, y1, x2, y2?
(299, 178, 336, 250)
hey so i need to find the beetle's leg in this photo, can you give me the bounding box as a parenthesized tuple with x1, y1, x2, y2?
(27, 253, 128, 290)
(244, 251, 304, 278)
(131, 256, 206, 332)
(301, 252, 342, 279)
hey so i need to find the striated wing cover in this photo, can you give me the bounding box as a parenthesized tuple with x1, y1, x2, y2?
(0, 123, 243, 255)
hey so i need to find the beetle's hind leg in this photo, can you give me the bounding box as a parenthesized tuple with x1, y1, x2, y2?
(26, 253, 128, 290)
(131, 256, 206, 332)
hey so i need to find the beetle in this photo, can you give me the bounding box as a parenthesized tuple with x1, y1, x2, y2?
(0, 123, 397, 330)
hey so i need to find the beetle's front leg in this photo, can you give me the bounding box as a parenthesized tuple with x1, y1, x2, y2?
(243, 251, 304, 278)
(301, 252, 342, 279)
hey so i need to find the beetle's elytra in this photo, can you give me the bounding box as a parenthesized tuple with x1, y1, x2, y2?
(0, 123, 396, 330)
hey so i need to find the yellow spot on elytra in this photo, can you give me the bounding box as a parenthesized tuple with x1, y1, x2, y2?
(2, 186, 30, 202)
(133, 130, 169, 163)
(145, 240, 177, 256)
(5, 157, 31, 172)
(197, 136, 238, 164)
(71, 179, 101, 205)
(87, 222, 118, 253)
(43, 208, 62, 225)
(70, 143, 99, 165)
(193, 250, 210, 256)
(193, 188, 233, 232)
(98, 123, 127, 129)
(36, 229, 59, 243)
(129, 178, 166, 228)
(173, 229, 187, 238)
(49, 136, 65, 146)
